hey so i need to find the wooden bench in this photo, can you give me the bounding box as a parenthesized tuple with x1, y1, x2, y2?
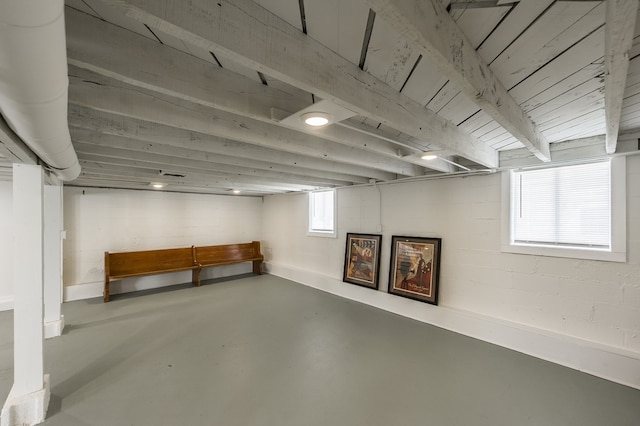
(192, 241, 263, 286)
(104, 241, 263, 302)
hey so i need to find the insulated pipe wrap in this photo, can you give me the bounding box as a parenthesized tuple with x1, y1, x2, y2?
(0, 0, 81, 181)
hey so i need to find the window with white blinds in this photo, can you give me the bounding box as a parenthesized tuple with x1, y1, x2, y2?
(308, 189, 336, 237)
(511, 160, 611, 249)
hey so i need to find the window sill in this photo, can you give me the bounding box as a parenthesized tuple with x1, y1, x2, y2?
(501, 242, 626, 263)
(307, 230, 337, 238)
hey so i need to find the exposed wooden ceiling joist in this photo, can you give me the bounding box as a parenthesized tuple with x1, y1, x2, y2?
(604, 0, 639, 154)
(364, 0, 551, 162)
(98, 0, 499, 168)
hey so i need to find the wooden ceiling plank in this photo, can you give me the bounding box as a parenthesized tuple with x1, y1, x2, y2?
(453, 5, 511, 49)
(98, 0, 498, 168)
(604, 0, 640, 154)
(528, 84, 604, 125)
(68, 76, 422, 177)
(304, 0, 370, 66)
(477, 0, 554, 64)
(399, 55, 449, 106)
(491, 2, 604, 90)
(509, 28, 605, 105)
(68, 106, 396, 182)
(365, 0, 550, 161)
(457, 110, 495, 134)
(437, 93, 482, 126)
(519, 62, 604, 113)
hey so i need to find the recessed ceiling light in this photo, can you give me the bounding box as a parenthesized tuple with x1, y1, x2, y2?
(149, 182, 166, 189)
(421, 154, 438, 160)
(301, 112, 332, 127)
(232, 189, 241, 194)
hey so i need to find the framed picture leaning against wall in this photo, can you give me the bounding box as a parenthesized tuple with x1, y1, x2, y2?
(343, 233, 382, 290)
(388, 236, 441, 305)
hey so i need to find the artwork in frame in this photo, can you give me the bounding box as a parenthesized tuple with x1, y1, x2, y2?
(388, 236, 441, 305)
(343, 233, 382, 290)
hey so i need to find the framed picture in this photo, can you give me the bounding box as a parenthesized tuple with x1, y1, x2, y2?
(343, 233, 382, 289)
(388, 236, 441, 305)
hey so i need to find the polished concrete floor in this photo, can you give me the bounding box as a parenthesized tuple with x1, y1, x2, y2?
(0, 274, 639, 425)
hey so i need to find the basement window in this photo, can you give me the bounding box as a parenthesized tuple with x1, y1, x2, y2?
(502, 157, 626, 262)
(308, 189, 337, 238)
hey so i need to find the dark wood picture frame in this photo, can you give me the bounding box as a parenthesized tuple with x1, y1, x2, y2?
(343, 233, 382, 290)
(388, 236, 441, 305)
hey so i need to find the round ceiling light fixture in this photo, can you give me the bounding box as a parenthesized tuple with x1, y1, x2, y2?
(301, 112, 332, 127)
(149, 182, 166, 189)
(421, 154, 438, 160)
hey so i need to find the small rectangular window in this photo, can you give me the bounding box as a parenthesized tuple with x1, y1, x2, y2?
(502, 157, 626, 262)
(308, 189, 336, 237)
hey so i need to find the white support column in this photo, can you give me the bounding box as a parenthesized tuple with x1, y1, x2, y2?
(1, 164, 50, 426)
(44, 184, 64, 338)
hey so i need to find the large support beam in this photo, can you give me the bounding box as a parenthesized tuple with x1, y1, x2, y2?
(99, 0, 498, 168)
(44, 184, 64, 339)
(605, 0, 639, 154)
(365, 0, 551, 162)
(1, 164, 50, 426)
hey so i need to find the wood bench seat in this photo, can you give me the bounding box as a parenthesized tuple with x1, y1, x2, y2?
(192, 241, 263, 286)
(104, 241, 263, 302)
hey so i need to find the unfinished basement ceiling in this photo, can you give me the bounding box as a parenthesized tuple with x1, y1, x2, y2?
(2, 0, 639, 195)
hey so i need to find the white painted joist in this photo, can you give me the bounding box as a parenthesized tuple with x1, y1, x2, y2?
(70, 127, 371, 185)
(365, 0, 550, 161)
(500, 135, 607, 168)
(98, 0, 498, 168)
(73, 142, 355, 188)
(604, 0, 640, 154)
(67, 107, 396, 182)
(77, 160, 313, 192)
(67, 76, 422, 177)
(76, 154, 325, 191)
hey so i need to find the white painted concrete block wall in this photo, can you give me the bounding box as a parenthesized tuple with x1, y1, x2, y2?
(262, 156, 640, 354)
(63, 187, 263, 297)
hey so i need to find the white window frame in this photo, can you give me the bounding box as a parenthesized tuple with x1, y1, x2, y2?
(308, 189, 337, 238)
(501, 157, 626, 262)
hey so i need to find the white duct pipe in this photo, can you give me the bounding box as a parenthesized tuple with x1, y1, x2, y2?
(0, 0, 80, 181)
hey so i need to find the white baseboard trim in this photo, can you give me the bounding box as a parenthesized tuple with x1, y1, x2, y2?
(266, 262, 640, 390)
(44, 316, 65, 339)
(64, 282, 103, 302)
(0, 297, 14, 312)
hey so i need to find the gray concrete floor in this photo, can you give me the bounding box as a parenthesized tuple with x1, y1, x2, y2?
(0, 274, 639, 425)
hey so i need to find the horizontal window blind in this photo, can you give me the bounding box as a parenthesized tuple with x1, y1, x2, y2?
(512, 161, 610, 248)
